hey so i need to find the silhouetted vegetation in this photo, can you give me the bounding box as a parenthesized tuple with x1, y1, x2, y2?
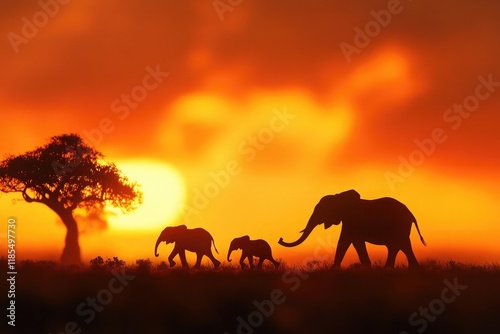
(8, 258, 500, 333)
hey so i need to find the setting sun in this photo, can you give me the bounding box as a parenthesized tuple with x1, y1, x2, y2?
(107, 160, 185, 231)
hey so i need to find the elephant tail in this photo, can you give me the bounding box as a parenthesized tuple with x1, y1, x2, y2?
(212, 238, 219, 254)
(413, 219, 427, 246)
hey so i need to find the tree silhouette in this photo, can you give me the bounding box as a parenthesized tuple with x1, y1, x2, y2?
(0, 134, 142, 264)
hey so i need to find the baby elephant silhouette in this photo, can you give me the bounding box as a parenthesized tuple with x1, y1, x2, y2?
(227, 236, 279, 269)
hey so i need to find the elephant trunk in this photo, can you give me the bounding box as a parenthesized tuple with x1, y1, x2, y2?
(227, 243, 236, 262)
(154, 235, 162, 257)
(278, 220, 316, 247)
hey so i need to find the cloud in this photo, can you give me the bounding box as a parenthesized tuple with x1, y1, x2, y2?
(0, 0, 499, 177)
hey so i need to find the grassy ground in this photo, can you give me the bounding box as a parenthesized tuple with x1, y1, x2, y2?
(6, 259, 500, 334)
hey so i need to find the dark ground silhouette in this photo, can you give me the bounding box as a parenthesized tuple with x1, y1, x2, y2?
(10, 259, 500, 334)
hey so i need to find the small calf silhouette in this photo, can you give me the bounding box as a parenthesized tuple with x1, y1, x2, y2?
(228, 236, 279, 269)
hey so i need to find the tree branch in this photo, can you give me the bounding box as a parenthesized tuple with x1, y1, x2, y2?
(22, 187, 34, 203)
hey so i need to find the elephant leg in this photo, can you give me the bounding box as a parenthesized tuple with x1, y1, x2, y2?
(353, 242, 371, 267)
(247, 255, 254, 269)
(239, 253, 247, 269)
(194, 252, 203, 269)
(270, 257, 280, 268)
(168, 249, 178, 267)
(256, 257, 265, 269)
(333, 236, 352, 268)
(205, 251, 220, 269)
(178, 250, 189, 269)
(401, 240, 419, 268)
(385, 247, 399, 268)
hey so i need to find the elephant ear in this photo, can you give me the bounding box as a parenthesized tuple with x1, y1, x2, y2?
(235, 235, 250, 248)
(170, 225, 187, 238)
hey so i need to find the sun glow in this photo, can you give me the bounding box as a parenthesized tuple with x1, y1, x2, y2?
(107, 160, 185, 231)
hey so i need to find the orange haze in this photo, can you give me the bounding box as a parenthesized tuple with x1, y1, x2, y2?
(1, 1, 499, 266)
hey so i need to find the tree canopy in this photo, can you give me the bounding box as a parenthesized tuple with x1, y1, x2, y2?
(0, 133, 143, 264)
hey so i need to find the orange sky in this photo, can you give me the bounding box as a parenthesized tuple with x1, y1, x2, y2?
(1, 1, 499, 266)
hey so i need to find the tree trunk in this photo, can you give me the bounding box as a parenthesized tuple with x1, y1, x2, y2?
(58, 209, 81, 265)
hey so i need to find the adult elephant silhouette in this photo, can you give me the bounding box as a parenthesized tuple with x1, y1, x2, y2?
(227, 236, 280, 269)
(278, 190, 426, 268)
(154, 225, 220, 269)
